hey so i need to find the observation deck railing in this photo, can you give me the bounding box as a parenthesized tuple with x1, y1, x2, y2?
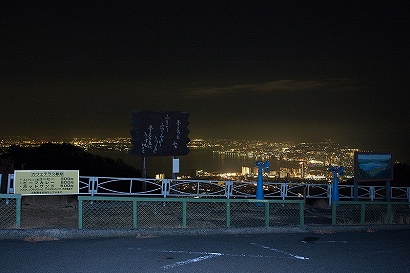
(5, 174, 410, 203)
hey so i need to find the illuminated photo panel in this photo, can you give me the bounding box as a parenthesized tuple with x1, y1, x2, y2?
(354, 152, 393, 182)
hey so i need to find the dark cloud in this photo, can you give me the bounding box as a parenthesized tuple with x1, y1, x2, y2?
(185, 79, 356, 98)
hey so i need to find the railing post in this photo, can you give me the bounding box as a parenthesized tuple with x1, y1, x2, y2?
(162, 179, 171, 198)
(78, 197, 83, 229)
(408, 187, 410, 203)
(182, 200, 187, 227)
(15, 194, 21, 228)
(360, 203, 366, 224)
(94, 177, 99, 196)
(303, 184, 307, 205)
(133, 200, 138, 229)
(332, 201, 337, 225)
(129, 179, 133, 194)
(264, 201, 270, 227)
(299, 201, 304, 226)
(88, 177, 98, 196)
(370, 186, 375, 201)
(387, 203, 392, 224)
(328, 184, 332, 206)
(226, 200, 231, 228)
(225, 181, 233, 199)
(354, 179, 359, 201)
(7, 174, 14, 194)
(385, 181, 391, 202)
(280, 183, 287, 200)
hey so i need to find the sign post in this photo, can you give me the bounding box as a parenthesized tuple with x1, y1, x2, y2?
(172, 156, 179, 179)
(354, 152, 393, 202)
(130, 111, 190, 178)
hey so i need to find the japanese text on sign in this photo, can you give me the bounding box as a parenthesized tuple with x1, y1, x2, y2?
(14, 170, 79, 195)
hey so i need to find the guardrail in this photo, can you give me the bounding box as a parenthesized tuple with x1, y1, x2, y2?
(78, 196, 305, 229)
(5, 175, 410, 203)
(2, 193, 410, 229)
(332, 201, 410, 225)
(0, 194, 21, 229)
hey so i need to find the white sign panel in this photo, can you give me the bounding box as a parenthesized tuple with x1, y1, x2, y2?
(14, 170, 79, 195)
(172, 158, 180, 173)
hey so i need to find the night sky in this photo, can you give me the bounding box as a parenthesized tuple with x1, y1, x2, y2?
(1, 1, 409, 160)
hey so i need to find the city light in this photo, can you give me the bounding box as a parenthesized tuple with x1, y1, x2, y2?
(0, 137, 359, 181)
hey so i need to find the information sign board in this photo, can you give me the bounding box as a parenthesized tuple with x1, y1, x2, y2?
(130, 111, 190, 156)
(14, 170, 79, 195)
(354, 152, 393, 182)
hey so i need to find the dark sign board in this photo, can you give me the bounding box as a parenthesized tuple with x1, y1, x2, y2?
(130, 111, 190, 156)
(354, 152, 393, 182)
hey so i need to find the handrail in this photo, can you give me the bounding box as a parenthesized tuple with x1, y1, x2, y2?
(5, 174, 410, 202)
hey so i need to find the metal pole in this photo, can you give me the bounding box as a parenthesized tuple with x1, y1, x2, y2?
(328, 166, 344, 204)
(142, 156, 147, 192)
(332, 172, 339, 203)
(142, 156, 146, 178)
(255, 161, 269, 201)
(385, 180, 391, 202)
(256, 167, 264, 200)
(354, 179, 358, 201)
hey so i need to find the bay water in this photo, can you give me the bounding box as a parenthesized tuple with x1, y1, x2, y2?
(92, 148, 259, 178)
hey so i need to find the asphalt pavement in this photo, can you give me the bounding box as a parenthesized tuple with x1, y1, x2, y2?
(1, 228, 409, 273)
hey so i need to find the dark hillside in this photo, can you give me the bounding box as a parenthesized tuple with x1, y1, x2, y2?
(343, 163, 410, 187)
(0, 143, 141, 178)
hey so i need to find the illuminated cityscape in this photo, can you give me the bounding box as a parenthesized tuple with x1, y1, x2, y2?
(189, 139, 358, 181)
(0, 136, 361, 181)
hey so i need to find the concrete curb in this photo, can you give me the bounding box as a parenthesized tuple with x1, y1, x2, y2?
(1, 225, 409, 240)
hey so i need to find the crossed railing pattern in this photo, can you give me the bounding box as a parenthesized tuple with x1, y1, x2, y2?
(79, 177, 410, 202)
(4, 175, 410, 203)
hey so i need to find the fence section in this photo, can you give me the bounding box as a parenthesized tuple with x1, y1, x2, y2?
(0, 194, 21, 229)
(5, 175, 410, 203)
(332, 201, 410, 225)
(78, 196, 304, 229)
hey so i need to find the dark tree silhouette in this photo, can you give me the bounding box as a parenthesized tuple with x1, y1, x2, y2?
(343, 163, 410, 187)
(0, 143, 141, 178)
(392, 163, 410, 187)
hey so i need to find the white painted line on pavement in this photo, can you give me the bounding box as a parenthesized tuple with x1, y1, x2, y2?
(251, 243, 310, 260)
(321, 240, 348, 244)
(141, 248, 292, 270)
(162, 253, 222, 270)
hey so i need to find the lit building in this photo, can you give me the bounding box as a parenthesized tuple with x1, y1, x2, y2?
(241, 166, 251, 175)
(155, 173, 165, 179)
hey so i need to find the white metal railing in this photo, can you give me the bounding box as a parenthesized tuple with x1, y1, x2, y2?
(391, 187, 410, 200)
(5, 174, 410, 202)
(339, 185, 354, 199)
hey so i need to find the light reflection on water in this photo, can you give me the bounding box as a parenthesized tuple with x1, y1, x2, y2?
(91, 148, 261, 178)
